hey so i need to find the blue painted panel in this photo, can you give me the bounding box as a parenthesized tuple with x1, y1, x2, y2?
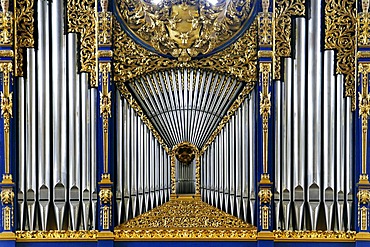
(115, 242, 257, 247)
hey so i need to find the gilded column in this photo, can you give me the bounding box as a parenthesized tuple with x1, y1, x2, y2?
(96, 0, 114, 234)
(257, 0, 274, 234)
(0, 0, 15, 235)
(356, 0, 370, 233)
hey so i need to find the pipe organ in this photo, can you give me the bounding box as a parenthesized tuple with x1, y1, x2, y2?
(0, 0, 369, 246)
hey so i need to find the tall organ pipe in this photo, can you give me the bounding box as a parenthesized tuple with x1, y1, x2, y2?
(274, 80, 282, 230)
(81, 73, 91, 230)
(307, 0, 322, 230)
(18, 77, 25, 230)
(323, 50, 335, 230)
(68, 33, 80, 231)
(26, 49, 37, 230)
(293, 18, 306, 230)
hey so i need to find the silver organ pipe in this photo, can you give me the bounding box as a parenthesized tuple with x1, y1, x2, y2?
(201, 91, 257, 223)
(116, 91, 123, 224)
(345, 96, 353, 231)
(307, 0, 322, 231)
(283, 58, 292, 230)
(68, 33, 80, 231)
(18, 77, 25, 231)
(323, 50, 335, 230)
(26, 49, 37, 230)
(90, 85, 98, 230)
(274, 80, 282, 230)
(293, 18, 306, 230)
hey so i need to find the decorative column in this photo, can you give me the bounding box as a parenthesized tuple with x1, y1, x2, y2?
(356, 0, 370, 235)
(96, 0, 114, 235)
(0, 0, 16, 236)
(257, 0, 274, 235)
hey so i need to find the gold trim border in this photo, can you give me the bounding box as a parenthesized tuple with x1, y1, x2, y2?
(10, 230, 365, 242)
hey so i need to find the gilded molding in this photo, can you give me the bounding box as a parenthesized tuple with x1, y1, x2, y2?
(67, 0, 97, 87)
(273, 0, 305, 79)
(15, 231, 99, 241)
(273, 230, 356, 241)
(325, 0, 356, 109)
(170, 154, 176, 194)
(1, 187, 14, 230)
(357, 189, 370, 204)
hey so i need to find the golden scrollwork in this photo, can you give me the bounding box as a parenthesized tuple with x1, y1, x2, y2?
(273, 0, 305, 79)
(115, 197, 255, 233)
(116, 0, 254, 61)
(99, 188, 113, 204)
(67, 0, 97, 87)
(357, 189, 370, 204)
(0, 11, 12, 45)
(325, 0, 356, 109)
(172, 141, 198, 165)
(15, 0, 35, 77)
(15, 230, 99, 240)
(170, 154, 176, 194)
(258, 188, 273, 204)
(358, 63, 370, 177)
(99, 188, 112, 229)
(258, 12, 273, 48)
(99, 62, 112, 173)
(98, 11, 112, 46)
(260, 62, 271, 174)
(1, 188, 13, 205)
(273, 230, 357, 241)
(1, 187, 14, 230)
(0, 62, 12, 174)
(113, 18, 257, 85)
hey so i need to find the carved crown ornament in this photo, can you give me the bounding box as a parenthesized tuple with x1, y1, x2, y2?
(113, 0, 257, 61)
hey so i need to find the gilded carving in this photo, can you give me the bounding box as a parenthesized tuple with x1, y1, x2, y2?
(113, 18, 257, 85)
(115, 198, 255, 231)
(0, 10, 12, 45)
(0, 62, 12, 174)
(1, 188, 13, 205)
(258, 188, 273, 204)
(15, 0, 35, 76)
(99, 188, 113, 204)
(67, 0, 97, 87)
(171, 154, 176, 194)
(16, 230, 99, 240)
(357, 189, 370, 204)
(98, 12, 112, 46)
(260, 63, 271, 174)
(325, 0, 356, 109)
(273, 230, 357, 240)
(358, 63, 370, 177)
(274, 0, 305, 79)
(115, 0, 254, 61)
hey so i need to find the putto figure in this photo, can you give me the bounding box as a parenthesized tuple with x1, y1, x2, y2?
(100, 0, 108, 12)
(262, 0, 269, 13)
(1, 0, 9, 13)
(363, 0, 369, 13)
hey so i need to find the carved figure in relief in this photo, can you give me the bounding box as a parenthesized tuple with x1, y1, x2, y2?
(262, 0, 269, 13)
(0, 0, 9, 13)
(363, 0, 369, 13)
(100, 0, 108, 12)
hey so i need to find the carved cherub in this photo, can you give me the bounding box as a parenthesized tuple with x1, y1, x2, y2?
(1, 0, 9, 13)
(1, 92, 12, 117)
(100, 0, 108, 12)
(262, 0, 269, 13)
(363, 0, 369, 13)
